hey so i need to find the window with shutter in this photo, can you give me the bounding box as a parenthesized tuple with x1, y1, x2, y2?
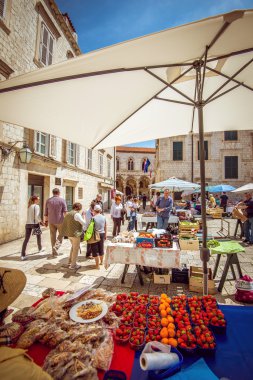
(116, 157, 120, 171)
(224, 131, 238, 141)
(35, 131, 49, 155)
(39, 23, 54, 66)
(88, 149, 92, 170)
(107, 158, 111, 178)
(49, 135, 57, 158)
(76, 145, 80, 167)
(99, 153, 103, 175)
(78, 187, 83, 199)
(173, 142, 183, 161)
(66, 141, 76, 165)
(0, 0, 5, 18)
(225, 156, 238, 179)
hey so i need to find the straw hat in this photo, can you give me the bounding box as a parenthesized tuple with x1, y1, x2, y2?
(0, 268, 26, 312)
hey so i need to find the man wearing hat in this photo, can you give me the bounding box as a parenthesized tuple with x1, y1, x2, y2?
(0, 267, 52, 379)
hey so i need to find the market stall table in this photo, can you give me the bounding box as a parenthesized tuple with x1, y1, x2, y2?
(104, 242, 180, 285)
(140, 214, 179, 230)
(17, 295, 253, 380)
(212, 241, 244, 292)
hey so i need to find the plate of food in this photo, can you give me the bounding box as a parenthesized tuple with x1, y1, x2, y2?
(69, 299, 108, 323)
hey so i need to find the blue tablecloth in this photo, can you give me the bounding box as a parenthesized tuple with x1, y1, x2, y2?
(131, 305, 253, 380)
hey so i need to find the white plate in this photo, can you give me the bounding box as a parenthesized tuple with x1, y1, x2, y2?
(69, 299, 108, 323)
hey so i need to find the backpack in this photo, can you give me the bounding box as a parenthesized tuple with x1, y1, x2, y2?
(84, 219, 95, 241)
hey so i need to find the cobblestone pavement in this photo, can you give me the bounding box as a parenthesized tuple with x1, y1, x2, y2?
(1, 213, 253, 315)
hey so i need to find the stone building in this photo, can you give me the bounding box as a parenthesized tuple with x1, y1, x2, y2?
(0, 0, 115, 244)
(155, 131, 253, 191)
(116, 146, 156, 197)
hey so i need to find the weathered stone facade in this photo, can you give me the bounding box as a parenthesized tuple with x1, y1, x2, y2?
(0, 0, 115, 243)
(116, 147, 155, 197)
(155, 131, 253, 191)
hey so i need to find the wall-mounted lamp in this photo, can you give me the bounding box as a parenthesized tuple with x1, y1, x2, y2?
(0, 141, 32, 164)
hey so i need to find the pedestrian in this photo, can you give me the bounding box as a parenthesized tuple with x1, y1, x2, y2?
(128, 198, 138, 231)
(151, 192, 160, 212)
(110, 195, 123, 237)
(93, 194, 104, 213)
(209, 194, 216, 208)
(90, 205, 107, 269)
(215, 194, 221, 206)
(61, 202, 86, 270)
(220, 192, 228, 212)
(156, 189, 173, 230)
(125, 195, 133, 220)
(84, 202, 95, 258)
(237, 192, 253, 244)
(21, 195, 44, 260)
(44, 188, 67, 257)
(142, 194, 147, 210)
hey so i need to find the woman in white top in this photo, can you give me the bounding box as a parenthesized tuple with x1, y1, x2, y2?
(110, 195, 123, 237)
(21, 195, 43, 260)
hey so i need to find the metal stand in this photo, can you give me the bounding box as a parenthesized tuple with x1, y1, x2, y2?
(217, 217, 231, 237)
(121, 264, 144, 285)
(234, 219, 244, 238)
(213, 252, 243, 292)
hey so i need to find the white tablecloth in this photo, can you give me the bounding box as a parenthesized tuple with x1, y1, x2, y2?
(104, 241, 180, 269)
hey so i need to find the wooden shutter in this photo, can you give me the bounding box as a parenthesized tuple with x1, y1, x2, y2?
(48, 34, 53, 65)
(49, 135, 57, 158)
(76, 144, 80, 167)
(0, 0, 5, 18)
(225, 156, 238, 179)
(40, 24, 48, 65)
(66, 141, 70, 163)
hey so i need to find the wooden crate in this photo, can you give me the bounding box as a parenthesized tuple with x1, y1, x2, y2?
(179, 238, 199, 251)
(153, 273, 171, 284)
(189, 266, 217, 294)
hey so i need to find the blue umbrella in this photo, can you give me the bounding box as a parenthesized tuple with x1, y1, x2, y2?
(206, 184, 236, 193)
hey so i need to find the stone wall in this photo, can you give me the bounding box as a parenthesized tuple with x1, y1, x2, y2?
(0, 0, 114, 243)
(116, 148, 156, 196)
(155, 131, 253, 198)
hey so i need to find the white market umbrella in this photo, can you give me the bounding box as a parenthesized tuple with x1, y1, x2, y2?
(149, 177, 200, 192)
(232, 183, 253, 193)
(0, 9, 253, 295)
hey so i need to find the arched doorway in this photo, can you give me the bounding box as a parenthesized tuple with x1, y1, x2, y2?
(116, 176, 124, 193)
(126, 177, 137, 196)
(139, 176, 150, 196)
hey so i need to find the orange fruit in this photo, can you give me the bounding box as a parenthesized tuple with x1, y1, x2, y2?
(168, 328, 176, 338)
(167, 315, 174, 323)
(168, 323, 175, 330)
(168, 338, 178, 347)
(166, 297, 171, 303)
(160, 309, 167, 318)
(161, 338, 169, 344)
(166, 307, 171, 314)
(161, 293, 167, 299)
(160, 327, 168, 338)
(161, 318, 169, 327)
(159, 304, 166, 311)
(163, 302, 169, 308)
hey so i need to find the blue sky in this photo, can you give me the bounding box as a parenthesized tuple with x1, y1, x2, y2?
(57, 0, 253, 147)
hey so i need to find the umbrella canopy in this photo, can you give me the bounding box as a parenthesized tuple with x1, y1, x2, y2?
(0, 10, 252, 149)
(232, 183, 253, 193)
(0, 9, 253, 295)
(206, 184, 236, 192)
(150, 177, 200, 192)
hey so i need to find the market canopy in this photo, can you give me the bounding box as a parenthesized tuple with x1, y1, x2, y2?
(0, 10, 252, 149)
(232, 183, 253, 193)
(206, 184, 236, 192)
(149, 177, 200, 192)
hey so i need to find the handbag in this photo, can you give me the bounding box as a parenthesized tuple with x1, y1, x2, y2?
(32, 206, 42, 236)
(88, 229, 101, 244)
(84, 219, 95, 241)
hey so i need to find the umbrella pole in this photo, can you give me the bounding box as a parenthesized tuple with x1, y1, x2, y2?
(195, 61, 210, 295)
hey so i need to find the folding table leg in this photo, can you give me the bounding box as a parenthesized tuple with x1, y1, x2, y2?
(232, 253, 243, 278)
(213, 254, 221, 279)
(121, 264, 129, 284)
(230, 263, 236, 280)
(136, 265, 144, 286)
(218, 254, 233, 292)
